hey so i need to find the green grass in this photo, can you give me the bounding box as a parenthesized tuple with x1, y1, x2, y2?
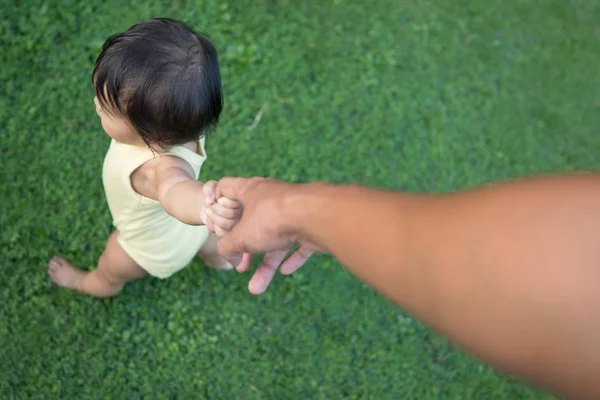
(2, 0, 599, 398)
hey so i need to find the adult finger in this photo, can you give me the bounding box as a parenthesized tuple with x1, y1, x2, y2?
(279, 246, 313, 276)
(236, 252, 254, 273)
(217, 197, 242, 209)
(217, 226, 247, 267)
(248, 249, 290, 295)
(214, 177, 252, 203)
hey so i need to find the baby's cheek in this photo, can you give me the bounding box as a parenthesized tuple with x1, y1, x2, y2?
(100, 119, 118, 140)
(100, 118, 110, 132)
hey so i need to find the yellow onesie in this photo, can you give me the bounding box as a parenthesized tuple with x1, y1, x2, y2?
(102, 138, 210, 279)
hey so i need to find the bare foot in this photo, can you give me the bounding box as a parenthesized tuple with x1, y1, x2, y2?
(201, 254, 233, 271)
(47, 256, 86, 289)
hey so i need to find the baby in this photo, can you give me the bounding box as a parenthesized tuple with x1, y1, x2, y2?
(48, 18, 240, 297)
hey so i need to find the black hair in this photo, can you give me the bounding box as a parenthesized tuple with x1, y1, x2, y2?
(92, 18, 223, 146)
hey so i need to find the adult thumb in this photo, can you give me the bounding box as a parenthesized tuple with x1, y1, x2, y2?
(215, 177, 250, 203)
(217, 226, 245, 267)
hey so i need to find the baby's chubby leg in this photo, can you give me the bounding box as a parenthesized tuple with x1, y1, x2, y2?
(48, 230, 147, 297)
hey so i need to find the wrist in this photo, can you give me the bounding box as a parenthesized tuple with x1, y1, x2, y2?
(281, 181, 336, 250)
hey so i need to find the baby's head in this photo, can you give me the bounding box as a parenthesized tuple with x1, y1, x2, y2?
(92, 18, 222, 147)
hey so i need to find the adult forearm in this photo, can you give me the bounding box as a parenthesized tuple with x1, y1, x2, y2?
(290, 174, 600, 398)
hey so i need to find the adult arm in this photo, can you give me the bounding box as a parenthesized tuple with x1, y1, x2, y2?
(215, 174, 600, 399)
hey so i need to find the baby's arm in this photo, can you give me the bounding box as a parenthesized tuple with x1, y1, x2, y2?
(155, 155, 242, 228)
(155, 155, 207, 225)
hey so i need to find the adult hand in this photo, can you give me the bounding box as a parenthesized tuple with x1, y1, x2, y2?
(210, 177, 325, 295)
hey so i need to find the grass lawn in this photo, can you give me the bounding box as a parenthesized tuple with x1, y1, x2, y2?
(2, 0, 599, 398)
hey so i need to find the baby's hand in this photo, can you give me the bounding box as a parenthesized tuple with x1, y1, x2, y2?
(202, 180, 243, 237)
(207, 197, 243, 237)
